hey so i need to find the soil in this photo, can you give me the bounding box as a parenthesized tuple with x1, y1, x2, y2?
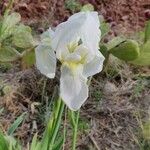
(0, 0, 150, 150)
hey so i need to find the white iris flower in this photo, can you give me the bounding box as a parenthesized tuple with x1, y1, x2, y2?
(35, 11, 105, 111)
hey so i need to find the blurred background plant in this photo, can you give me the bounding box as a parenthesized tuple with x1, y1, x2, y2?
(0, 1, 37, 69)
(100, 20, 150, 69)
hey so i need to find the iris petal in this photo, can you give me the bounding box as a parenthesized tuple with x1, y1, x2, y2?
(60, 64, 88, 111)
(83, 51, 105, 77)
(35, 44, 56, 78)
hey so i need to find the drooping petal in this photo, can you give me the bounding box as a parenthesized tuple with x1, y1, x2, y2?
(83, 51, 105, 77)
(60, 64, 88, 111)
(51, 11, 100, 59)
(35, 44, 56, 78)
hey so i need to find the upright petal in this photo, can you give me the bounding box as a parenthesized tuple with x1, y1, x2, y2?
(51, 11, 101, 59)
(77, 12, 101, 55)
(60, 64, 88, 111)
(35, 44, 56, 78)
(83, 51, 105, 77)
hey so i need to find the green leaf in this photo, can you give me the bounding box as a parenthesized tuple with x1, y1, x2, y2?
(0, 46, 20, 62)
(132, 31, 145, 44)
(30, 133, 40, 150)
(131, 41, 150, 66)
(81, 3, 94, 12)
(144, 21, 150, 43)
(7, 112, 27, 135)
(0, 13, 21, 40)
(109, 40, 140, 61)
(13, 32, 34, 48)
(0, 132, 8, 150)
(106, 36, 126, 50)
(100, 21, 110, 38)
(22, 50, 35, 68)
(13, 24, 35, 48)
(6, 136, 22, 150)
(52, 136, 63, 150)
(15, 24, 31, 33)
(100, 44, 108, 57)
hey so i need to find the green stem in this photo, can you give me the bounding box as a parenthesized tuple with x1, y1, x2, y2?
(72, 110, 80, 150)
(49, 100, 65, 150)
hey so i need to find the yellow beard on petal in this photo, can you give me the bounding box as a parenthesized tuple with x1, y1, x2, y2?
(61, 40, 88, 76)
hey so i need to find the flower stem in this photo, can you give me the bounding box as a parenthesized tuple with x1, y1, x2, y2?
(49, 99, 65, 150)
(72, 110, 80, 150)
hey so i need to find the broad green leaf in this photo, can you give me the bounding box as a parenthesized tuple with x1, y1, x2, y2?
(109, 40, 140, 61)
(144, 21, 150, 43)
(0, 132, 8, 150)
(22, 50, 35, 68)
(14, 24, 31, 33)
(7, 112, 27, 135)
(131, 41, 150, 66)
(0, 13, 21, 40)
(81, 3, 94, 12)
(0, 46, 20, 62)
(13, 24, 35, 48)
(13, 32, 35, 48)
(106, 36, 126, 50)
(100, 21, 110, 38)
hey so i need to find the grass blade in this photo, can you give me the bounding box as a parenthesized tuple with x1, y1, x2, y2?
(7, 112, 27, 135)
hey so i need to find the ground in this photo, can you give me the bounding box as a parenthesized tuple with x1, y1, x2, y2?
(0, 0, 150, 150)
